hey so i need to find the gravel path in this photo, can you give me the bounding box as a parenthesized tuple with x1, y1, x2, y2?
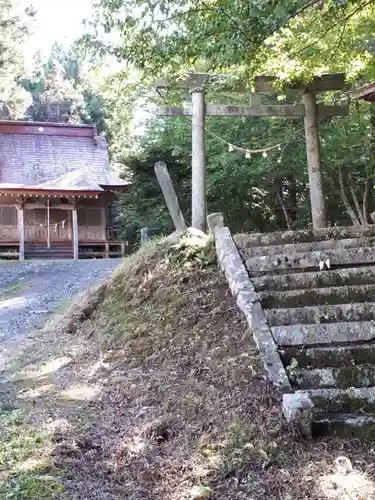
(0, 259, 120, 369)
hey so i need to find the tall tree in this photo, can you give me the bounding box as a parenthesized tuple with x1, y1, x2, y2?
(0, 0, 34, 118)
(21, 43, 112, 129)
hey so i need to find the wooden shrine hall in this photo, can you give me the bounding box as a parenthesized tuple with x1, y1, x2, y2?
(0, 121, 130, 260)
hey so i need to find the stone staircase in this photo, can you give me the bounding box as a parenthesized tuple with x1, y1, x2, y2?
(234, 225, 375, 438)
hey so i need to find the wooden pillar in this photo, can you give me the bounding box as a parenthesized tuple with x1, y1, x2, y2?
(191, 87, 206, 231)
(105, 242, 109, 259)
(302, 90, 327, 229)
(46, 200, 50, 249)
(102, 206, 107, 240)
(18, 204, 24, 261)
(72, 203, 79, 260)
(121, 241, 125, 258)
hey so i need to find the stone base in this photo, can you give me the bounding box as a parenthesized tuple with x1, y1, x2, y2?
(282, 392, 314, 437)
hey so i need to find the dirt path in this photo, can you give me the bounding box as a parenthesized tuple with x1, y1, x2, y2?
(0, 258, 123, 499)
(0, 259, 120, 370)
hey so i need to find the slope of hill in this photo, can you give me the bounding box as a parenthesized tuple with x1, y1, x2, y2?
(1, 234, 374, 500)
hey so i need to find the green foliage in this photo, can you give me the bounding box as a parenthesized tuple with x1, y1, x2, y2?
(0, 475, 64, 500)
(116, 102, 313, 239)
(257, 0, 375, 82)
(0, 0, 34, 118)
(286, 357, 299, 382)
(20, 43, 111, 127)
(0, 409, 63, 500)
(93, 0, 375, 82)
(171, 236, 215, 269)
(113, 92, 375, 240)
(117, 145, 191, 242)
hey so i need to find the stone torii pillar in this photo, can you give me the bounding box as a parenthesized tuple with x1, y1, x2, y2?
(157, 72, 348, 230)
(191, 84, 206, 231)
(254, 73, 347, 229)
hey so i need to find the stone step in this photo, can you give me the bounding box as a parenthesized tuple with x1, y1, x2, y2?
(281, 344, 375, 370)
(293, 365, 375, 390)
(312, 413, 375, 439)
(25, 243, 73, 248)
(252, 266, 375, 292)
(302, 387, 375, 413)
(234, 225, 375, 248)
(271, 321, 375, 347)
(25, 252, 74, 259)
(239, 236, 375, 259)
(266, 302, 375, 326)
(26, 256, 74, 260)
(261, 284, 375, 309)
(244, 247, 375, 275)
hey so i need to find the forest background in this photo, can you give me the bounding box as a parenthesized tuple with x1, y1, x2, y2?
(2, 0, 375, 243)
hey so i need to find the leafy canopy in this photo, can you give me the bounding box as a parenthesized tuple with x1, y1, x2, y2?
(0, 0, 35, 118)
(92, 0, 375, 83)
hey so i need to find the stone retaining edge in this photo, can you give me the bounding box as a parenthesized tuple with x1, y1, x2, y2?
(207, 213, 314, 436)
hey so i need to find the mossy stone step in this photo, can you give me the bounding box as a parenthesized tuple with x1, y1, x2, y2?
(281, 344, 375, 370)
(234, 225, 375, 248)
(245, 247, 375, 275)
(261, 284, 375, 309)
(312, 413, 375, 439)
(238, 236, 375, 259)
(293, 364, 375, 390)
(301, 387, 375, 413)
(252, 266, 375, 292)
(266, 302, 375, 327)
(271, 321, 375, 347)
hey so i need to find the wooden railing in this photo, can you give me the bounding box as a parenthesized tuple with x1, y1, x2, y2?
(78, 227, 106, 241)
(79, 241, 127, 258)
(0, 225, 18, 241)
(23, 225, 72, 241)
(0, 225, 106, 242)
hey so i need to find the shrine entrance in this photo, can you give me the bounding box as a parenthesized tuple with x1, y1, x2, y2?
(157, 72, 349, 231)
(24, 207, 72, 243)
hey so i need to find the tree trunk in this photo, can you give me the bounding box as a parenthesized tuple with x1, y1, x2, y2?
(287, 177, 298, 222)
(363, 178, 370, 225)
(244, 208, 262, 232)
(276, 184, 292, 230)
(338, 164, 360, 226)
(369, 106, 375, 223)
(349, 175, 366, 226)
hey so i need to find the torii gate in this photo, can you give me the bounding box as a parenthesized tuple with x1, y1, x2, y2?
(157, 72, 348, 231)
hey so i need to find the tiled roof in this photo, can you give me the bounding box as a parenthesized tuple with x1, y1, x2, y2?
(0, 121, 130, 192)
(348, 82, 375, 102)
(36, 169, 106, 191)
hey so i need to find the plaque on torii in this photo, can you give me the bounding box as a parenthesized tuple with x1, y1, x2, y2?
(156, 72, 348, 231)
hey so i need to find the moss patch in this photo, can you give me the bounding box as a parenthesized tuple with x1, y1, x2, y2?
(0, 409, 64, 499)
(0, 283, 24, 302)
